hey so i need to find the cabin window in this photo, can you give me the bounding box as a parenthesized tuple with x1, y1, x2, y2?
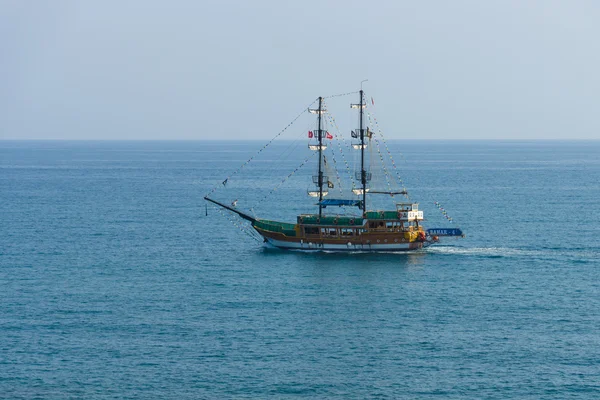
(341, 228, 354, 236)
(320, 228, 337, 236)
(304, 227, 319, 235)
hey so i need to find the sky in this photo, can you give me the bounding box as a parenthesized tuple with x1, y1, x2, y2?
(1, 0, 599, 140)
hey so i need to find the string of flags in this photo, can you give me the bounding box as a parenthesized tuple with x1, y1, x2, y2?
(367, 103, 460, 226)
(207, 98, 317, 196)
(323, 90, 360, 99)
(371, 133, 396, 196)
(365, 110, 395, 195)
(366, 110, 407, 195)
(215, 206, 261, 242)
(434, 201, 454, 223)
(323, 106, 356, 190)
(260, 152, 317, 203)
(326, 147, 344, 195)
(319, 109, 344, 195)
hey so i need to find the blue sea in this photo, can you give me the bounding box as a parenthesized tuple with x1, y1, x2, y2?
(1, 140, 599, 399)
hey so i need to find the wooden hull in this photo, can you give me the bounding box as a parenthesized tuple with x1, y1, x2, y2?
(257, 229, 429, 252)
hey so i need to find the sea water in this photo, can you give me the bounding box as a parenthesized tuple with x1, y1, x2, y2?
(1, 140, 599, 398)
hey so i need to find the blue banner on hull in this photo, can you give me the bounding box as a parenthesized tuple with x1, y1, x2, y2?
(427, 228, 464, 237)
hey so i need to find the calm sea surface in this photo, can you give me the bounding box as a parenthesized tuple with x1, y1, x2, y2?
(1, 140, 599, 399)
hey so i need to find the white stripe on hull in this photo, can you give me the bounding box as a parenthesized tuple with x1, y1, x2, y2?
(264, 237, 429, 252)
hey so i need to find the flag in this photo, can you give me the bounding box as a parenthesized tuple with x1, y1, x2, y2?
(371, 97, 374, 105)
(326, 132, 333, 139)
(327, 181, 334, 188)
(222, 178, 228, 186)
(308, 131, 313, 138)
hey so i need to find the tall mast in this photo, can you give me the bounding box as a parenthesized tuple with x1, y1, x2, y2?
(359, 90, 366, 214)
(317, 96, 324, 218)
(351, 90, 368, 214)
(308, 97, 326, 217)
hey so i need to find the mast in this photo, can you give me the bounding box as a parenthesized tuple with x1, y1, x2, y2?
(317, 96, 324, 218)
(351, 91, 367, 214)
(359, 90, 366, 214)
(308, 97, 326, 217)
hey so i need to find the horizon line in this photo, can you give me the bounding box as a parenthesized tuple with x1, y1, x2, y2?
(1, 138, 599, 142)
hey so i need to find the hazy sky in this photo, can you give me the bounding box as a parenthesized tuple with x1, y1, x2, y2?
(1, 0, 599, 140)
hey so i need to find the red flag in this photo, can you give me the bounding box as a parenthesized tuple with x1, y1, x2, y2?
(326, 132, 333, 139)
(371, 97, 374, 105)
(308, 131, 313, 138)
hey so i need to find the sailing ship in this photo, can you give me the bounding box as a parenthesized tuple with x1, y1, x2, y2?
(205, 90, 463, 252)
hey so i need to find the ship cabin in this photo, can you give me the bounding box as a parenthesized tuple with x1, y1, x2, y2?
(287, 203, 425, 241)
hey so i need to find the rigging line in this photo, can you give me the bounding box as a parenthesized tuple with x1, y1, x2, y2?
(433, 201, 458, 225)
(319, 139, 343, 197)
(268, 123, 311, 165)
(323, 90, 360, 99)
(366, 111, 397, 196)
(250, 128, 307, 192)
(326, 115, 354, 191)
(327, 146, 345, 197)
(372, 136, 395, 197)
(226, 209, 260, 242)
(247, 223, 263, 242)
(367, 104, 461, 226)
(319, 103, 344, 196)
(215, 206, 262, 242)
(324, 106, 357, 190)
(205, 98, 318, 197)
(365, 108, 408, 199)
(246, 133, 307, 212)
(259, 151, 318, 204)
